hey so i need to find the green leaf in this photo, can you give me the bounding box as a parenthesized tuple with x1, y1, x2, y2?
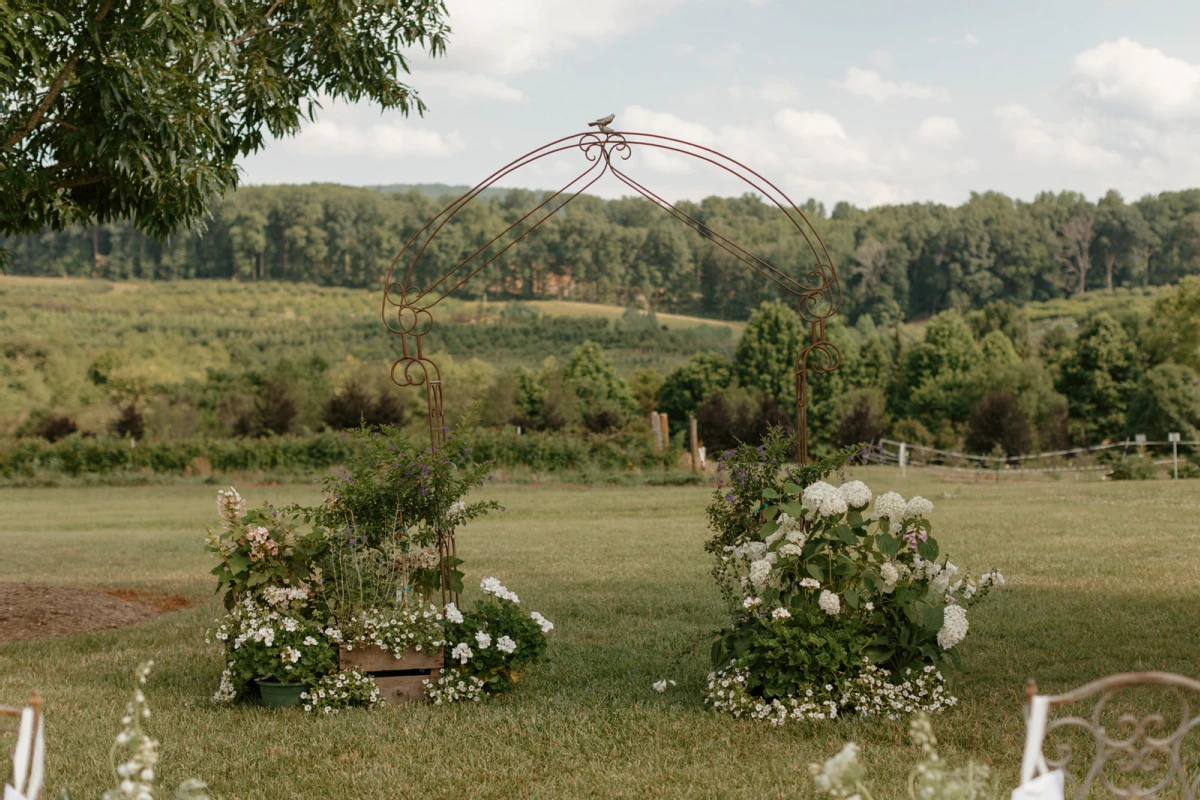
(922, 604, 945, 632)
(782, 481, 801, 495)
(761, 487, 780, 499)
(759, 519, 780, 538)
(843, 587, 860, 609)
(864, 646, 894, 664)
(781, 501, 805, 520)
(917, 538, 940, 561)
(834, 525, 857, 545)
(806, 562, 826, 582)
(877, 533, 900, 559)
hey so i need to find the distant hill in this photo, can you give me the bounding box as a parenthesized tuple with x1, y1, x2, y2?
(368, 183, 524, 202)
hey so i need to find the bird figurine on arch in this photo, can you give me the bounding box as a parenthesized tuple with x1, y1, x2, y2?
(588, 113, 615, 133)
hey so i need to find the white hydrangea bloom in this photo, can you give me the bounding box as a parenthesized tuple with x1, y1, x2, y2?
(818, 493, 849, 518)
(496, 636, 517, 654)
(937, 604, 969, 649)
(880, 562, 900, 592)
(905, 495, 934, 520)
(748, 559, 772, 589)
(743, 541, 768, 561)
(779, 543, 803, 557)
(874, 491, 906, 520)
(771, 607, 791, 620)
(837, 480, 872, 509)
(801, 481, 837, 517)
(818, 590, 841, 616)
(764, 529, 786, 547)
(444, 603, 464, 625)
(784, 528, 808, 547)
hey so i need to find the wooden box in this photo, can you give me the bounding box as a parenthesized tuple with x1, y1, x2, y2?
(339, 644, 444, 705)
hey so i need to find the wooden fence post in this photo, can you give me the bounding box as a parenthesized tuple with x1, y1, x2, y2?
(651, 411, 662, 451)
(689, 415, 700, 473)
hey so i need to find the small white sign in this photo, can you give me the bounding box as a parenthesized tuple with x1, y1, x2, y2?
(1135, 434, 1147, 445)
(1169, 432, 1181, 443)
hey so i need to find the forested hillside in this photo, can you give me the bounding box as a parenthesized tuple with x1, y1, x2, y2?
(5, 184, 1199, 324)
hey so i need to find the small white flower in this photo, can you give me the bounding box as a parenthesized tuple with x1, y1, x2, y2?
(451, 642, 473, 664)
(743, 596, 762, 610)
(652, 679, 677, 693)
(444, 603, 464, 624)
(474, 631, 492, 649)
(864, 602, 874, 611)
(748, 558, 772, 589)
(496, 635, 517, 654)
(303, 636, 318, 647)
(771, 607, 791, 620)
(799, 578, 820, 590)
(529, 611, 554, 633)
(937, 605, 969, 649)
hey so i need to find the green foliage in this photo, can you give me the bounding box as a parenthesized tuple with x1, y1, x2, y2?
(658, 351, 734, 422)
(734, 301, 804, 407)
(1126, 363, 1200, 442)
(443, 593, 550, 694)
(209, 597, 339, 692)
(1107, 454, 1159, 481)
(1057, 313, 1141, 443)
(1, 0, 448, 247)
(966, 300, 1031, 358)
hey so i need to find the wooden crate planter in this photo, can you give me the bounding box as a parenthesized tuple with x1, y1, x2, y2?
(339, 645, 444, 705)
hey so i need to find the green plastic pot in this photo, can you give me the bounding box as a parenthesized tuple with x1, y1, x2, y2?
(257, 679, 306, 709)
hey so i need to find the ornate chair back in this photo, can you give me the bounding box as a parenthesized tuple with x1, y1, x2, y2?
(1020, 672, 1200, 799)
(1, 692, 43, 800)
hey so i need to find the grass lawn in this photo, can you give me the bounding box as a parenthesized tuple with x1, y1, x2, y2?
(1, 467, 1199, 798)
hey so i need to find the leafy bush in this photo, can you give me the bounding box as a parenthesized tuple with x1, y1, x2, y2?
(31, 413, 79, 442)
(965, 390, 1031, 457)
(441, 577, 553, 695)
(704, 429, 1003, 724)
(1107, 454, 1158, 480)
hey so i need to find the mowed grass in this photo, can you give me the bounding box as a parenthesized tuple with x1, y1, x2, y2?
(1, 469, 1199, 799)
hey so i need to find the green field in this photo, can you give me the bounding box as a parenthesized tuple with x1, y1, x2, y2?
(2, 468, 1198, 798)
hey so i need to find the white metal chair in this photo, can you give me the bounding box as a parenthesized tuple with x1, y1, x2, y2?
(1, 692, 43, 800)
(1018, 672, 1200, 799)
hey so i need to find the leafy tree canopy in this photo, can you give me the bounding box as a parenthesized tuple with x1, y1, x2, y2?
(0, 0, 449, 255)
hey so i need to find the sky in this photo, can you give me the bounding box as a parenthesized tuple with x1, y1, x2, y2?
(238, 0, 1200, 210)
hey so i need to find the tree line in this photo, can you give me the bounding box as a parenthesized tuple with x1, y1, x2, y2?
(4, 184, 1200, 323)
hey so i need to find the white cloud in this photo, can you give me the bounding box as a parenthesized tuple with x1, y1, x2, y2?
(993, 104, 1124, 169)
(757, 77, 800, 104)
(963, 33, 979, 46)
(916, 115, 963, 147)
(838, 67, 950, 103)
(409, 71, 527, 103)
(1069, 38, 1200, 122)
(283, 119, 466, 159)
(675, 43, 696, 55)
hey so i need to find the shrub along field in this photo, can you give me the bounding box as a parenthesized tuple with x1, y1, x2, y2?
(1, 468, 1197, 798)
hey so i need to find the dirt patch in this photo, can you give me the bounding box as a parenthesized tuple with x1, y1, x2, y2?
(0, 583, 191, 644)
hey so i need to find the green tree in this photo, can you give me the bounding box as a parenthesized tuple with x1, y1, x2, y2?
(1, 0, 449, 262)
(1126, 363, 1200, 442)
(561, 341, 634, 414)
(1057, 313, 1141, 444)
(1145, 276, 1200, 373)
(966, 300, 1031, 358)
(733, 301, 804, 406)
(658, 352, 734, 421)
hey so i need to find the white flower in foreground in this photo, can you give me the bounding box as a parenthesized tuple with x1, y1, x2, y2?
(529, 611, 554, 633)
(905, 495, 934, 520)
(980, 571, 1006, 588)
(474, 631, 492, 650)
(771, 607, 791, 620)
(496, 636, 517, 654)
(444, 603, 464, 624)
(818, 590, 841, 616)
(779, 543, 803, 557)
(809, 742, 864, 795)
(879, 562, 899, 592)
(864, 602, 874, 611)
(451, 643, 473, 664)
(837, 480, 872, 509)
(743, 596, 762, 610)
(937, 604, 969, 650)
(874, 491, 906, 520)
(749, 559, 772, 589)
(801, 481, 837, 516)
(653, 679, 677, 693)
(799, 578, 820, 590)
(817, 493, 849, 518)
(480, 576, 520, 603)
(446, 500, 466, 519)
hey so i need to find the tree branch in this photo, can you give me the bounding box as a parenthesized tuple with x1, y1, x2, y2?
(233, 0, 289, 45)
(2, 0, 117, 150)
(50, 172, 111, 190)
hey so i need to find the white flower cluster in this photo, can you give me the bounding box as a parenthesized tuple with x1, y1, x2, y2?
(216, 486, 244, 532)
(451, 642, 473, 664)
(475, 631, 492, 649)
(818, 590, 841, 616)
(703, 665, 839, 726)
(496, 635, 517, 654)
(529, 611, 554, 634)
(837, 480, 872, 509)
(937, 605, 969, 650)
(446, 500, 467, 520)
(444, 602, 464, 624)
(905, 495, 934, 520)
(343, 605, 446, 655)
(424, 667, 485, 704)
(809, 742, 864, 799)
(800, 480, 872, 520)
(879, 561, 901, 592)
(261, 586, 309, 610)
(212, 662, 238, 704)
(771, 607, 791, 620)
(480, 576, 520, 603)
(873, 491, 906, 520)
(300, 670, 382, 714)
(840, 663, 957, 720)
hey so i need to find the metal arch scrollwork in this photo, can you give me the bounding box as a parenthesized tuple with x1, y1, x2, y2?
(381, 123, 843, 464)
(1026, 672, 1200, 799)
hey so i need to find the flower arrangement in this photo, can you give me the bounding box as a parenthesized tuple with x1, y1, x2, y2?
(436, 577, 554, 697)
(207, 595, 338, 702)
(810, 713, 998, 800)
(704, 429, 1003, 723)
(337, 604, 447, 656)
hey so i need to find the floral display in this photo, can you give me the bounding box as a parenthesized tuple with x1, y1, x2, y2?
(704, 430, 1003, 723)
(205, 420, 554, 710)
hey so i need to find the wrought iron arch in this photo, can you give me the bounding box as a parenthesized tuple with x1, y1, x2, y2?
(382, 125, 843, 465)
